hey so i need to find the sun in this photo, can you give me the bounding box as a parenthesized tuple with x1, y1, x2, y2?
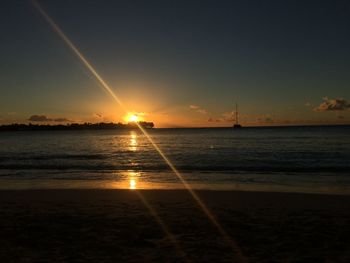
(127, 114, 139, 122)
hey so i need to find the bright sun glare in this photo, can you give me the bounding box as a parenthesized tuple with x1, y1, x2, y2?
(127, 114, 139, 122)
(129, 179, 136, 190)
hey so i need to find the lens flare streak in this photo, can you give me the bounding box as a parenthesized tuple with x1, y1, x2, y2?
(135, 191, 189, 261)
(32, 1, 246, 261)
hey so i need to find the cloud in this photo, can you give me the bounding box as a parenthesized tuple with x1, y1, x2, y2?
(28, 115, 71, 122)
(28, 115, 51, 122)
(134, 112, 147, 116)
(221, 111, 235, 122)
(257, 117, 274, 123)
(207, 117, 222, 122)
(207, 111, 237, 123)
(189, 105, 207, 114)
(52, 118, 70, 122)
(314, 97, 350, 111)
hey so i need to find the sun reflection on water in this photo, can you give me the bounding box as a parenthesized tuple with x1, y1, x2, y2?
(31, 2, 246, 258)
(129, 131, 138, 152)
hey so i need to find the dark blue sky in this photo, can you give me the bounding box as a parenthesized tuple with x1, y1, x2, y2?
(1, 0, 350, 126)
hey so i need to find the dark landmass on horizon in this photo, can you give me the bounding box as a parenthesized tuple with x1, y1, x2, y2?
(159, 124, 350, 130)
(0, 122, 154, 131)
(0, 123, 349, 131)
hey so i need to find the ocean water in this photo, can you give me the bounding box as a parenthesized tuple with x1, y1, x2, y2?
(0, 126, 350, 194)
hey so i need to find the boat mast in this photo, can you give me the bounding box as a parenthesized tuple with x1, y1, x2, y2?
(235, 103, 238, 125)
(233, 102, 242, 128)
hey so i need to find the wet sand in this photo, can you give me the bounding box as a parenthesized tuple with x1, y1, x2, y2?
(0, 189, 349, 262)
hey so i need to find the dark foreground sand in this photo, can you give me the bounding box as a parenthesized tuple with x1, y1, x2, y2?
(0, 190, 349, 262)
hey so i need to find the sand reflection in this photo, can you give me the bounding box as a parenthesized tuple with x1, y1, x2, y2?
(127, 171, 140, 190)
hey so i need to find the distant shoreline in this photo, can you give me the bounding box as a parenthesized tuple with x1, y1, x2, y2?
(0, 122, 154, 132)
(157, 124, 350, 129)
(0, 123, 349, 132)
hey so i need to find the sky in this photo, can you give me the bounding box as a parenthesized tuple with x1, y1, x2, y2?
(1, 0, 350, 127)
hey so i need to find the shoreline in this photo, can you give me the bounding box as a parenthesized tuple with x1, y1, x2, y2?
(0, 178, 349, 195)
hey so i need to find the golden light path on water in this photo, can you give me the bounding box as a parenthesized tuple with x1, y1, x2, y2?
(32, 1, 246, 261)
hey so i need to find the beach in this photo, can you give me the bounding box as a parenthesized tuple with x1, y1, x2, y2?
(0, 189, 349, 262)
(2, 0, 350, 262)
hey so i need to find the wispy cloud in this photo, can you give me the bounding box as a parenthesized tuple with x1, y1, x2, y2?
(314, 97, 350, 111)
(189, 105, 207, 114)
(256, 116, 274, 124)
(208, 112, 276, 125)
(207, 117, 222, 122)
(207, 111, 237, 123)
(28, 115, 71, 122)
(134, 112, 147, 117)
(94, 113, 103, 118)
(52, 117, 70, 122)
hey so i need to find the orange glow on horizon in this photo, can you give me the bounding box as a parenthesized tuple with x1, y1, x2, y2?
(124, 113, 142, 123)
(32, 2, 246, 260)
(129, 179, 136, 189)
(129, 114, 138, 122)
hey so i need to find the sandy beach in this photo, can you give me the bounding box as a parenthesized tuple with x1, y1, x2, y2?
(0, 189, 349, 262)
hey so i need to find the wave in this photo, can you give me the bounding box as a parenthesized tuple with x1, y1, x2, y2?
(0, 163, 349, 174)
(0, 153, 119, 161)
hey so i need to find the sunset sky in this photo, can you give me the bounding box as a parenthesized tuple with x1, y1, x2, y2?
(1, 0, 350, 127)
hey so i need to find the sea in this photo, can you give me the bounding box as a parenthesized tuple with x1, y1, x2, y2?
(0, 126, 349, 194)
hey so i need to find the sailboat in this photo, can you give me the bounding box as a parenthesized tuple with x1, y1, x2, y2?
(233, 103, 242, 129)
